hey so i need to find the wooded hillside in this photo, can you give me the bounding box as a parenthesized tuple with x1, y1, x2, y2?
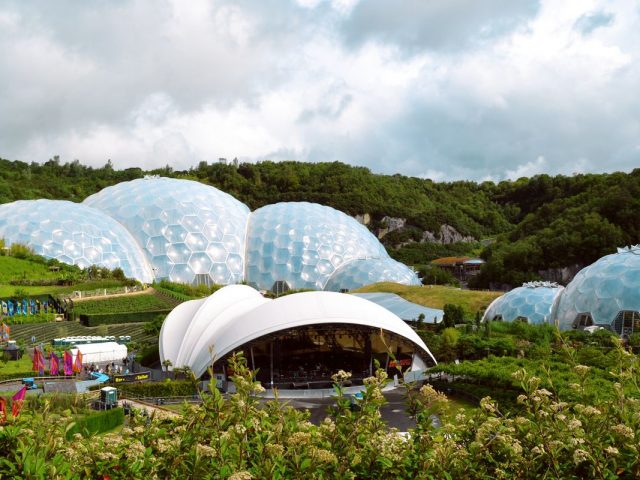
(1, 156, 638, 287)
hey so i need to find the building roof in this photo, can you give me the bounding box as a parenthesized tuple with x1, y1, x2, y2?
(351, 293, 443, 323)
(431, 256, 470, 266)
(159, 285, 436, 378)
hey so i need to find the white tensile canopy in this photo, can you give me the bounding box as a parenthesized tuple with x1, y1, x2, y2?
(71, 342, 127, 365)
(160, 285, 436, 379)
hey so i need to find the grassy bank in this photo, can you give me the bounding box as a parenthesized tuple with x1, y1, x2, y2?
(352, 282, 501, 315)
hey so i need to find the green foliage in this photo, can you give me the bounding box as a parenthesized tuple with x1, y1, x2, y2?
(1, 347, 640, 478)
(138, 344, 160, 367)
(65, 408, 125, 439)
(2, 159, 639, 284)
(79, 310, 172, 326)
(143, 314, 166, 336)
(442, 303, 465, 327)
(392, 241, 480, 266)
(116, 380, 197, 398)
(352, 282, 501, 316)
(415, 264, 460, 286)
(72, 292, 179, 315)
(155, 280, 222, 299)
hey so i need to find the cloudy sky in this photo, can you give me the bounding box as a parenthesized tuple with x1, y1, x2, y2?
(0, 0, 638, 181)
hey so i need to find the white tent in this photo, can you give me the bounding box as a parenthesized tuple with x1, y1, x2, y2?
(71, 342, 127, 365)
(160, 285, 436, 379)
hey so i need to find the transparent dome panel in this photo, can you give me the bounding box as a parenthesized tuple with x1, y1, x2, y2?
(0, 199, 153, 282)
(245, 202, 390, 290)
(84, 177, 250, 285)
(483, 282, 564, 325)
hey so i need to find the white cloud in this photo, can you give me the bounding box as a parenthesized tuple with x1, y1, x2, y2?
(505, 156, 547, 179)
(0, 0, 638, 181)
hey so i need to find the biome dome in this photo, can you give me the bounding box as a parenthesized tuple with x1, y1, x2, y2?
(482, 281, 564, 325)
(555, 245, 640, 335)
(0, 177, 421, 290)
(0, 199, 154, 282)
(244, 202, 403, 290)
(84, 177, 250, 285)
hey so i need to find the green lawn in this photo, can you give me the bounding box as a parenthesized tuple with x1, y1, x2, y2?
(352, 282, 501, 316)
(0, 285, 67, 297)
(0, 256, 63, 283)
(439, 394, 478, 419)
(0, 354, 32, 375)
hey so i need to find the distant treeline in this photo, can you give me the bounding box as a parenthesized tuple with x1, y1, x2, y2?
(1, 156, 638, 287)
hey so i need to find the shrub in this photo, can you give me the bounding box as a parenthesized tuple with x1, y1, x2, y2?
(65, 408, 125, 439)
(116, 380, 196, 398)
(79, 310, 171, 326)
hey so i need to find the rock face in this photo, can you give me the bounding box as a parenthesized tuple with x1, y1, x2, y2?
(435, 224, 476, 244)
(377, 216, 406, 239)
(538, 264, 583, 285)
(421, 224, 475, 244)
(354, 213, 371, 225)
(354, 214, 477, 246)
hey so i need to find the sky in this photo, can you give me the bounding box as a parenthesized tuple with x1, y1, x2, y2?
(0, 0, 638, 181)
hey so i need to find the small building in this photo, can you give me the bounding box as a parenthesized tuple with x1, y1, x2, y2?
(431, 257, 485, 281)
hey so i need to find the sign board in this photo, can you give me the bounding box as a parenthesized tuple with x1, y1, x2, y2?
(112, 371, 151, 383)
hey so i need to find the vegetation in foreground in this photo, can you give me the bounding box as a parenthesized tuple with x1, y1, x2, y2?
(0, 341, 639, 479)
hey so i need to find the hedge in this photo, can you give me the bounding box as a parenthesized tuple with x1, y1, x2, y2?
(153, 285, 193, 303)
(117, 380, 197, 398)
(79, 309, 171, 326)
(66, 408, 125, 439)
(0, 371, 40, 382)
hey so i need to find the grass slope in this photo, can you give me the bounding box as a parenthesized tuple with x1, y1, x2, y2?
(0, 256, 60, 283)
(8, 322, 157, 345)
(72, 290, 180, 315)
(352, 282, 501, 316)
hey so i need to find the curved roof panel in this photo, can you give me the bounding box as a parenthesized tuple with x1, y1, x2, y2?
(0, 199, 154, 282)
(159, 298, 205, 369)
(324, 258, 421, 292)
(84, 177, 250, 285)
(352, 292, 443, 323)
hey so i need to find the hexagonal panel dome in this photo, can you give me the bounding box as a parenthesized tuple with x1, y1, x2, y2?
(483, 281, 564, 325)
(84, 177, 250, 285)
(0, 199, 154, 282)
(245, 202, 389, 290)
(324, 258, 421, 292)
(556, 246, 640, 332)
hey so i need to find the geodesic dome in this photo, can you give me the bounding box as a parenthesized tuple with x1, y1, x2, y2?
(84, 177, 250, 285)
(483, 281, 564, 325)
(324, 258, 421, 292)
(244, 202, 391, 290)
(0, 199, 153, 282)
(555, 246, 640, 334)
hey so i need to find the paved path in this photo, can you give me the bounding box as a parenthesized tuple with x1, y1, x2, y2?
(121, 398, 180, 419)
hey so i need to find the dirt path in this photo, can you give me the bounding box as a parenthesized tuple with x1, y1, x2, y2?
(71, 287, 156, 303)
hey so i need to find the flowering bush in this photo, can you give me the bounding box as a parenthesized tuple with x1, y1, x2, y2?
(0, 344, 638, 479)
